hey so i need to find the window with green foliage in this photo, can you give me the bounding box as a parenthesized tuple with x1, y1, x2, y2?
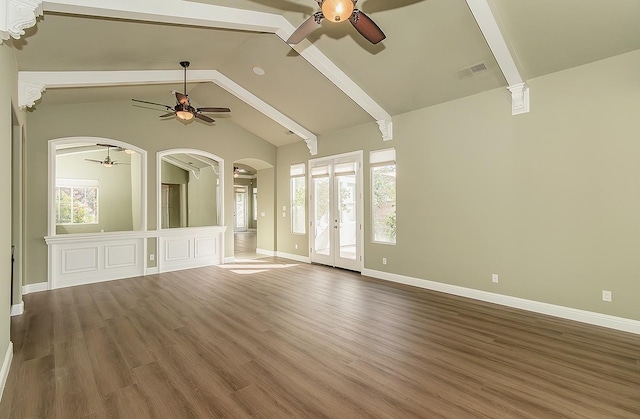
(370, 149, 396, 244)
(290, 163, 306, 234)
(56, 179, 99, 225)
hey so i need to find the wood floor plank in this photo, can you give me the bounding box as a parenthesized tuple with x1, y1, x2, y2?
(3, 258, 640, 418)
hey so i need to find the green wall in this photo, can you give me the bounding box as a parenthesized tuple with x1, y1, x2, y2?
(0, 42, 26, 369)
(25, 99, 276, 284)
(276, 50, 640, 321)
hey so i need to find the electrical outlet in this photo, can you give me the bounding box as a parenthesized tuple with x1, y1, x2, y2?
(492, 273, 499, 283)
(382, 257, 387, 265)
(295, 244, 298, 250)
(602, 290, 612, 302)
(149, 254, 155, 261)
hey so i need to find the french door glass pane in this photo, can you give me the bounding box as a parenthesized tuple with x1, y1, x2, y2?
(313, 176, 330, 256)
(337, 174, 357, 260)
(235, 191, 246, 229)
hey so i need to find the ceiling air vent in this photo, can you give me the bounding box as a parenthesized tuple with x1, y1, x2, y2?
(456, 62, 488, 79)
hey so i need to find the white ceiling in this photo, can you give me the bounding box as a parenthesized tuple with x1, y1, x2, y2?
(11, 0, 640, 149)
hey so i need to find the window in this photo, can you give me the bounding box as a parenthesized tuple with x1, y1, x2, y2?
(290, 163, 306, 234)
(56, 179, 99, 225)
(370, 149, 396, 244)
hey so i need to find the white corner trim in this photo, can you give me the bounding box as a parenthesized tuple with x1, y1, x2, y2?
(224, 256, 235, 264)
(256, 248, 276, 257)
(465, 0, 530, 115)
(17, 80, 45, 108)
(508, 82, 530, 115)
(276, 251, 310, 264)
(35, 0, 391, 143)
(362, 268, 640, 336)
(0, 0, 43, 43)
(10, 302, 24, 316)
(145, 267, 159, 275)
(377, 119, 393, 141)
(22, 282, 48, 295)
(0, 341, 13, 401)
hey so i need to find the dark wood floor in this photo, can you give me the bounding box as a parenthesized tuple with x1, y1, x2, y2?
(1, 258, 639, 418)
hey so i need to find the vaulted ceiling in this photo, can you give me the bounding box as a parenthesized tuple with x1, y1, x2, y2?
(9, 0, 640, 151)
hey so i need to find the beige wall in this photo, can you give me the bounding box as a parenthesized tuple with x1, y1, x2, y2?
(25, 99, 276, 284)
(276, 50, 640, 321)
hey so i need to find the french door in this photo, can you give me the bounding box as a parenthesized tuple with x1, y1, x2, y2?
(309, 151, 363, 271)
(234, 186, 248, 232)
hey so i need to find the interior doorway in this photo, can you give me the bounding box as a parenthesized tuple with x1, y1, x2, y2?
(233, 161, 259, 259)
(309, 151, 363, 272)
(234, 186, 248, 232)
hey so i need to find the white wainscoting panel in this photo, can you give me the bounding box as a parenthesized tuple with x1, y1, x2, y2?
(46, 232, 146, 289)
(158, 226, 226, 273)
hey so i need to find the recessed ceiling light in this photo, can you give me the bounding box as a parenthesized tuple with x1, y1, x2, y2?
(252, 66, 266, 76)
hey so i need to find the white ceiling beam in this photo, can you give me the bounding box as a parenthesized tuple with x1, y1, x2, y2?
(465, 0, 529, 115)
(162, 155, 200, 179)
(19, 69, 319, 155)
(35, 0, 392, 140)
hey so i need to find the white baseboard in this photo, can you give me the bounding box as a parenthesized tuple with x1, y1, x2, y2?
(276, 251, 311, 264)
(0, 342, 13, 400)
(10, 302, 24, 317)
(145, 267, 159, 275)
(362, 268, 640, 336)
(22, 282, 48, 295)
(256, 248, 276, 257)
(224, 256, 235, 264)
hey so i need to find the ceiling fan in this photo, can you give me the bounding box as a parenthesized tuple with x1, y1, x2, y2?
(132, 61, 231, 123)
(287, 0, 386, 45)
(85, 145, 130, 168)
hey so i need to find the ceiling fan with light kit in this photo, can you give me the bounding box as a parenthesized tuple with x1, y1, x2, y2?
(132, 61, 231, 123)
(287, 0, 386, 45)
(84, 144, 131, 168)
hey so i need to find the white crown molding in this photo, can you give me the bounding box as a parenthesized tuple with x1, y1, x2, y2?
(465, 0, 530, 115)
(37, 0, 391, 143)
(0, 0, 42, 43)
(19, 69, 319, 155)
(508, 82, 530, 115)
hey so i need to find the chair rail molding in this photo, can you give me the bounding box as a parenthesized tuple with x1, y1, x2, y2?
(0, 0, 42, 43)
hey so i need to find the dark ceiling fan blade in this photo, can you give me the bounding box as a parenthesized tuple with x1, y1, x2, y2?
(194, 113, 215, 123)
(287, 13, 323, 44)
(132, 99, 172, 110)
(197, 107, 231, 113)
(113, 162, 131, 166)
(159, 112, 176, 118)
(175, 92, 189, 105)
(84, 159, 103, 163)
(349, 10, 386, 44)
